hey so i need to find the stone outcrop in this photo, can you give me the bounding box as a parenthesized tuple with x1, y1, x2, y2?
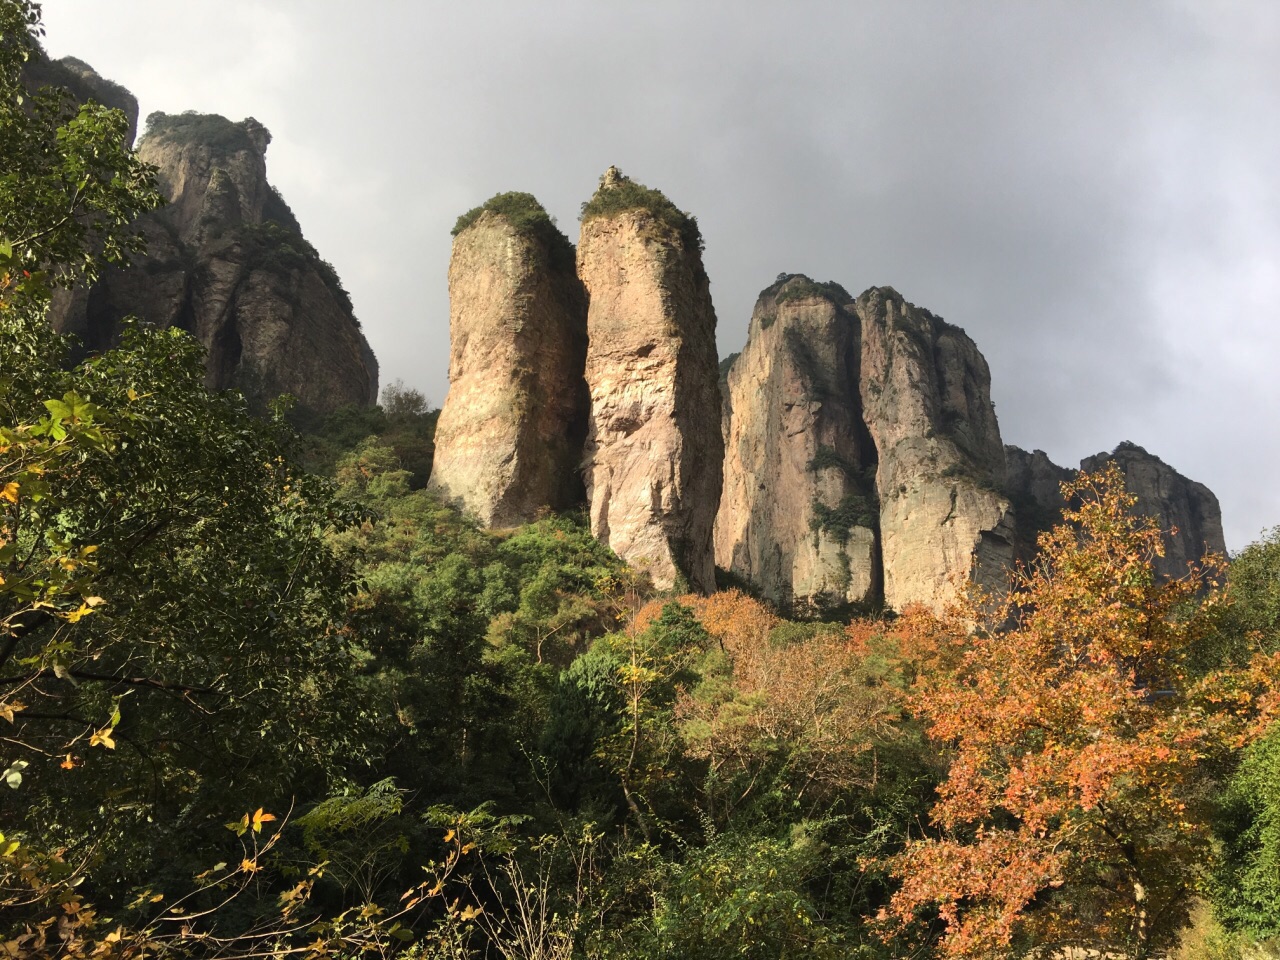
(1081, 442, 1227, 577)
(716, 276, 879, 611)
(856, 287, 1015, 611)
(24, 53, 140, 143)
(1004, 446, 1075, 560)
(48, 110, 377, 414)
(429, 196, 588, 526)
(578, 168, 723, 592)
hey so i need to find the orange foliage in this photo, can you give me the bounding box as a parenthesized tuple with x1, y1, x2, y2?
(878, 465, 1280, 959)
(659, 591, 899, 819)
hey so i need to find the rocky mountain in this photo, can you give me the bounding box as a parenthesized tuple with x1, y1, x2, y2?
(47, 109, 377, 414)
(577, 168, 723, 592)
(1003, 443, 1226, 577)
(717, 280, 1015, 613)
(716, 276, 879, 611)
(23, 53, 139, 143)
(428, 195, 589, 526)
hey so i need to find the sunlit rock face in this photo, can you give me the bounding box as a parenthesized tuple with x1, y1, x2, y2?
(716, 276, 879, 613)
(577, 169, 722, 592)
(1081, 442, 1227, 577)
(856, 287, 1014, 613)
(48, 109, 377, 414)
(429, 206, 588, 526)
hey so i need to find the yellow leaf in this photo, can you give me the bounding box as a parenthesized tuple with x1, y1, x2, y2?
(0, 702, 24, 724)
(442, 829, 455, 843)
(251, 808, 276, 833)
(89, 728, 116, 750)
(459, 904, 483, 922)
(0, 483, 17, 504)
(240, 858, 260, 874)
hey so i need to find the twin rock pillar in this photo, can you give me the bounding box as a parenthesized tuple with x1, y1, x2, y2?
(431, 173, 722, 592)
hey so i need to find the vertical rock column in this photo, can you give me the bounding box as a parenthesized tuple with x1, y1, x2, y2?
(856, 287, 1015, 612)
(715, 276, 879, 611)
(577, 168, 723, 592)
(430, 197, 589, 527)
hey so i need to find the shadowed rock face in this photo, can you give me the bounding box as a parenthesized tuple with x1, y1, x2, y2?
(578, 169, 723, 592)
(23, 54, 139, 144)
(1081, 442, 1227, 577)
(1004, 446, 1076, 561)
(715, 276, 879, 612)
(856, 287, 1014, 612)
(429, 207, 589, 526)
(48, 110, 377, 414)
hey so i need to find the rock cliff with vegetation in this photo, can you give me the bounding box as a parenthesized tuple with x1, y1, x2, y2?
(47, 108, 377, 414)
(429, 193, 589, 526)
(716, 275, 879, 612)
(577, 167, 723, 591)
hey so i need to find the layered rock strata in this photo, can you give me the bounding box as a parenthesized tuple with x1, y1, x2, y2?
(429, 197, 589, 526)
(578, 168, 723, 592)
(48, 110, 377, 413)
(716, 276, 879, 611)
(856, 287, 1015, 611)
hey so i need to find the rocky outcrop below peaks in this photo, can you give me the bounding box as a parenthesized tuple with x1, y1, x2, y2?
(1081, 442, 1226, 577)
(429, 194, 589, 526)
(716, 276, 879, 612)
(48, 110, 377, 414)
(856, 287, 1014, 611)
(578, 168, 723, 592)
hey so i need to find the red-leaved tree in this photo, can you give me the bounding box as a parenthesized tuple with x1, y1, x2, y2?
(877, 464, 1280, 959)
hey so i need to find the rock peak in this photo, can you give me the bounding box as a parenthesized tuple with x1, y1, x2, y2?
(600, 165, 626, 189)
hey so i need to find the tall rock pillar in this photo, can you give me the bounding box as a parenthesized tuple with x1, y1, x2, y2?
(577, 168, 723, 592)
(715, 276, 879, 612)
(430, 194, 589, 527)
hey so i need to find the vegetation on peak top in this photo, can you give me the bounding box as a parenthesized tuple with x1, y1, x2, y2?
(451, 191, 575, 268)
(143, 110, 270, 153)
(580, 169, 704, 253)
(766, 272, 853, 306)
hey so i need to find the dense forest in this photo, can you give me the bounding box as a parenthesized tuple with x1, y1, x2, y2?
(4, 3, 1280, 957)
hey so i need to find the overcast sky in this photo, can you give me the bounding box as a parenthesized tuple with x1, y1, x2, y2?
(42, 1, 1280, 550)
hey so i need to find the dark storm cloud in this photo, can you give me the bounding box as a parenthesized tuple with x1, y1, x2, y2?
(43, 0, 1280, 547)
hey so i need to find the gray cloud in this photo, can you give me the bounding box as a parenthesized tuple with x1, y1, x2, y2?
(43, 0, 1280, 548)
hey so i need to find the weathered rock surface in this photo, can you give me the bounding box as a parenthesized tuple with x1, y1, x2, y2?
(715, 276, 879, 611)
(1004, 446, 1075, 560)
(578, 168, 723, 592)
(1081, 442, 1227, 577)
(856, 287, 1014, 611)
(48, 111, 377, 414)
(429, 199, 588, 526)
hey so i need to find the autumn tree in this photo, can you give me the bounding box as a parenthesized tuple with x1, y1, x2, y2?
(880, 465, 1280, 959)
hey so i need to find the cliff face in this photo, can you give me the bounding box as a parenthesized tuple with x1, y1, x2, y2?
(856, 287, 1014, 611)
(48, 111, 377, 414)
(1003, 446, 1075, 560)
(429, 199, 588, 526)
(715, 277, 878, 611)
(577, 169, 723, 592)
(1081, 442, 1227, 577)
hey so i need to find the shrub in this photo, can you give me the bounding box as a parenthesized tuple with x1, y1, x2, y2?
(580, 169, 704, 253)
(143, 110, 267, 153)
(451, 191, 576, 269)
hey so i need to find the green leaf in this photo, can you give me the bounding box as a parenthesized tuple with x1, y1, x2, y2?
(2, 760, 29, 789)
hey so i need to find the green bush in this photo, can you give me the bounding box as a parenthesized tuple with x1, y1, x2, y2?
(452, 190, 576, 270)
(580, 170, 704, 254)
(143, 110, 267, 153)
